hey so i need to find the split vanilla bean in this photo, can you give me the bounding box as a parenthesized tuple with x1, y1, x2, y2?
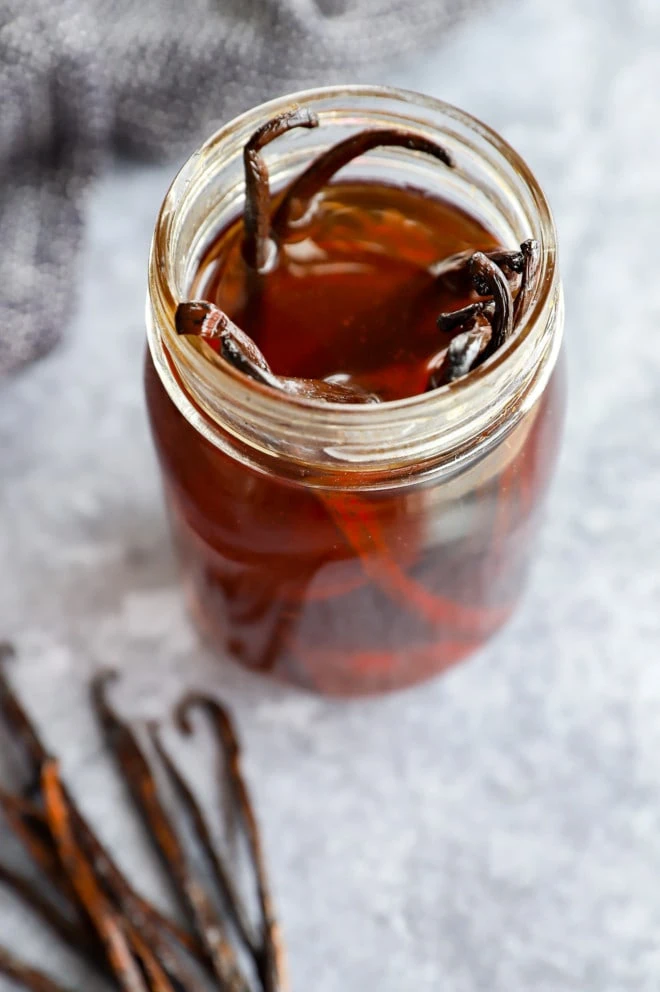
(513, 238, 541, 324)
(0, 644, 286, 992)
(92, 671, 250, 992)
(176, 300, 379, 404)
(429, 246, 523, 284)
(178, 110, 542, 403)
(178, 696, 287, 992)
(243, 107, 319, 272)
(429, 240, 539, 387)
(148, 723, 260, 962)
(469, 251, 514, 352)
(272, 127, 453, 237)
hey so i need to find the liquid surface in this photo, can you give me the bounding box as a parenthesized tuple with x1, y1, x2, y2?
(192, 183, 502, 401)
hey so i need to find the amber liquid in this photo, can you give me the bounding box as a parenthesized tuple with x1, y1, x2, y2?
(193, 183, 502, 401)
(146, 182, 565, 694)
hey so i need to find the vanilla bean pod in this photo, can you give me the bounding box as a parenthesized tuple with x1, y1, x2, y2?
(513, 239, 541, 324)
(148, 723, 260, 959)
(0, 862, 98, 964)
(429, 242, 535, 388)
(0, 646, 285, 991)
(272, 128, 453, 238)
(42, 761, 150, 992)
(176, 301, 379, 404)
(0, 652, 204, 966)
(0, 947, 76, 992)
(243, 107, 319, 272)
(178, 696, 287, 992)
(92, 672, 251, 992)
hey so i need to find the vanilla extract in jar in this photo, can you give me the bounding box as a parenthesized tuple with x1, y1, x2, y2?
(146, 86, 565, 695)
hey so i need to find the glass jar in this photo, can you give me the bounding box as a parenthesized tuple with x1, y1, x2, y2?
(145, 85, 565, 696)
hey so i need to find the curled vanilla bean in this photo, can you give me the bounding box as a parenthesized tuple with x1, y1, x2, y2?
(92, 671, 251, 992)
(429, 249, 517, 388)
(513, 239, 541, 324)
(272, 128, 453, 238)
(176, 301, 380, 404)
(243, 107, 319, 272)
(469, 252, 514, 353)
(177, 695, 289, 992)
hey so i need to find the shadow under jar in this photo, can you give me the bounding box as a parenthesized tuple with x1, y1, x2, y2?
(145, 85, 565, 697)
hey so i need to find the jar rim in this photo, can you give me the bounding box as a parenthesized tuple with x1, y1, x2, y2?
(147, 84, 562, 482)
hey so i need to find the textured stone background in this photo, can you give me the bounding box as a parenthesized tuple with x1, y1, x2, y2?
(2, 0, 660, 988)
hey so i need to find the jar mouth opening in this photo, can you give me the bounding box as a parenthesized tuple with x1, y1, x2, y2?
(147, 84, 562, 483)
(149, 84, 557, 419)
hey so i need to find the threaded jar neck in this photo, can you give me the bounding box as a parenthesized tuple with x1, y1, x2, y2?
(147, 85, 562, 490)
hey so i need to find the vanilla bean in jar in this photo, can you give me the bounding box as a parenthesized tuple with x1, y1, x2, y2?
(145, 86, 565, 696)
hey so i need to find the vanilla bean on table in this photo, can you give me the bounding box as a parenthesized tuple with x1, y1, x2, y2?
(148, 723, 260, 962)
(0, 947, 76, 992)
(0, 862, 95, 964)
(177, 697, 286, 992)
(0, 644, 285, 992)
(92, 671, 251, 992)
(0, 646, 203, 967)
(42, 760, 151, 992)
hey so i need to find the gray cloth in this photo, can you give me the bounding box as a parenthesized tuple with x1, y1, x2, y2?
(4, 2, 660, 988)
(0, 0, 479, 377)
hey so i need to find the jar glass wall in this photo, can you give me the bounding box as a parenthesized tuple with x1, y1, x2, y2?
(145, 85, 565, 696)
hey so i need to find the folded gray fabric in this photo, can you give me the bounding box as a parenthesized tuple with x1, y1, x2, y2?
(0, 0, 481, 376)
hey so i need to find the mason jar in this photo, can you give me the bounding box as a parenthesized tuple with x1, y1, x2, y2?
(145, 85, 565, 696)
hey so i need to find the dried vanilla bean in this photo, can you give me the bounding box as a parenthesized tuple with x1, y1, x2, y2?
(178, 696, 287, 992)
(272, 127, 453, 237)
(92, 672, 251, 992)
(42, 761, 150, 992)
(0, 947, 76, 992)
(0, 645, 286, 991)
(148, 723, 260, 960)
(429, 241, 538, 387)
(513, 238, 541, 323)
(176, 301, 379, 404)
(243, 107, 319, 272)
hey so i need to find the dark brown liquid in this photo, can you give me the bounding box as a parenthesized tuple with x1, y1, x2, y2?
(193, 183, 501, 401)
(147, 182, 565, 695)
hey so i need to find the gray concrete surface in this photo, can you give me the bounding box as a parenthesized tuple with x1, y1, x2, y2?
(1, 0, 660, 988)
